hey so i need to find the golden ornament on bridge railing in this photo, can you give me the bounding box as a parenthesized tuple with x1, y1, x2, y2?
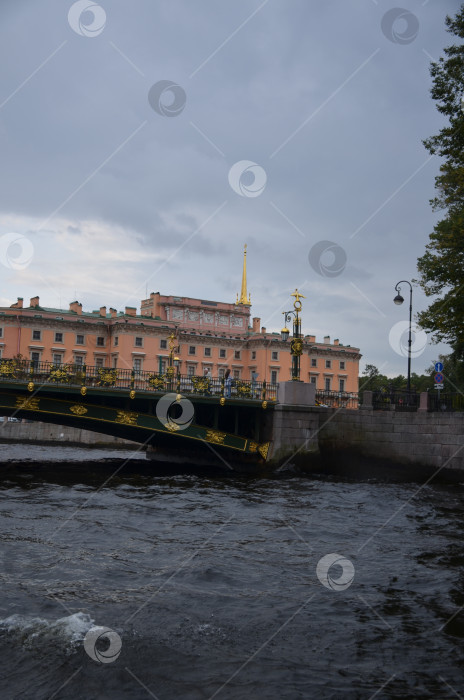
(48, 365, 72, 383)
(96, 368, 118, 387)
(0, 360, 18, 378)
(147, 374, 166, 390)
(235, 380, 251, 398)
(191, 377, 212, 394)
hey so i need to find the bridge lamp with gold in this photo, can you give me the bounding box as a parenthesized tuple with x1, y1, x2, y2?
(281, 289, 305, 382)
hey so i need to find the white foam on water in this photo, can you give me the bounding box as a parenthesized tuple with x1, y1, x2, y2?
(0, 611, 95, 650)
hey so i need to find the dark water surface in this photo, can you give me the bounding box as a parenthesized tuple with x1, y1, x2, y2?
(0, 445, 463, 699)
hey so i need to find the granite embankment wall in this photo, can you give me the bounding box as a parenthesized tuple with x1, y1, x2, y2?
(270, 404, 464, 475)
(0, 421, 138, 448)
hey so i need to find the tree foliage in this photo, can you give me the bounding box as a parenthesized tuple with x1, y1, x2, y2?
(416, 5, 464, 354)
(359, 365, 432, 394)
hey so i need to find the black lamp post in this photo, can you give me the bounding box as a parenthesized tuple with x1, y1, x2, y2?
(393, 280, 412, 394)
(281, 289, 305, 381)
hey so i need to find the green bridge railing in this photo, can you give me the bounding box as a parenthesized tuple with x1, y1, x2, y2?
(0, 358, 277, 402)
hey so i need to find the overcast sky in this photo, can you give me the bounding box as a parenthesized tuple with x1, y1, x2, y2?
(0, 0, 460, 378)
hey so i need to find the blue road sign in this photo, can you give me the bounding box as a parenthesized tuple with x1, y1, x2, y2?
(434, 362, 444, 373)
(435, 372, 444, 383)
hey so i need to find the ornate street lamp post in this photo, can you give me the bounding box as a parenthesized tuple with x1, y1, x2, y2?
(166, 331, 180, 389)
(281, 289, 305, 381)
(393, 280, 413, 394)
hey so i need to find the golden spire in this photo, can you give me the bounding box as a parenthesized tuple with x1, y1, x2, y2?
(237, 244, 251, 306)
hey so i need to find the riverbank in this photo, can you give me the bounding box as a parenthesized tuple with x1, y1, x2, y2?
(0, 420, 139, 449)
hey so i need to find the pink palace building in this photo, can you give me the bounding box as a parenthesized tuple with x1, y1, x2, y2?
(0, 248, 361, 394)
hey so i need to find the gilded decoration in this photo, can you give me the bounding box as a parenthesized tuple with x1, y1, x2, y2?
(129, 390, 136, 399)
(27, 382, 34, 392)
(248, 441, 258, 453)
(48, 365, 72, 383)
(80, 386, 87, 396)
(96, 368, 118, 387)
(166, 366, 175, 378)
(258, 442, 270, 460)
(219, 397, 225, 406)
(165, 420, 180, 432)
(69, 404, 88, 416)
(15, 397, 39, 410)
(115, 410, 138, 425)
(205, 429, 226, 445)
(290, 338, 303, 356)
(262, 401, 267, 409)
(0, 360, 18, 378)
(147, 374, 166, 390)
(191, 377, 212, 395)
(235, 381, 251, 398)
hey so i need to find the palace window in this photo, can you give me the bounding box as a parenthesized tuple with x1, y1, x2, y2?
(204, 347, 211, 357)
(189, 346, 196, 355)
(251, 351, 256, 360)
(325, 377, 331, 391)
(97, 336, 105, 346)
(31, 351, 40, 368)
(340, 361, 345, 370)
(339, 379, 345, 392)
(53, 354, 63, 365)
(0, 327, 3, 338)
(32, 330, 41, 341)
(219, 348, 226, 358)
(74, 355, 84, 366)
(234, 350, 241, 360)
(133, 358, 142, 372)
(218, 367, 225, 379)
(159, 359, 167, 373)
(76, 334, 84, 345)
(54, 332, 63, 343)
(310, 376, 316, 385)
(114, 336, 118, 346)
(112, 357, 118, 368)
(135, 337, 143, 347)
(311, 358, 317, 367)
(95, 357, 104, 367)
(160, 339, 167, 349)
(187, 365, 195, 376)
(271, 351, 278, 361)
(325, 359, 331, 369)
(271, 370, 278, 384)
(233, 370, 240, 379)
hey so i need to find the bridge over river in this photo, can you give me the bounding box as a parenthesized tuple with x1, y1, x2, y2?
(0, 359, 277, 470)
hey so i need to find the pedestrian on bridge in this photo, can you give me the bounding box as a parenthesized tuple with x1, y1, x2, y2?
(224, 369, 232, 398)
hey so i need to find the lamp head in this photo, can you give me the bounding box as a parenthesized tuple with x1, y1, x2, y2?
(393, 294, 404, 306)
(281, 327, 290, 342)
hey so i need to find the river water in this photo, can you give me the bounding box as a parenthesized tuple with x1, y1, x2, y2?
(0, 444, 463, 699)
